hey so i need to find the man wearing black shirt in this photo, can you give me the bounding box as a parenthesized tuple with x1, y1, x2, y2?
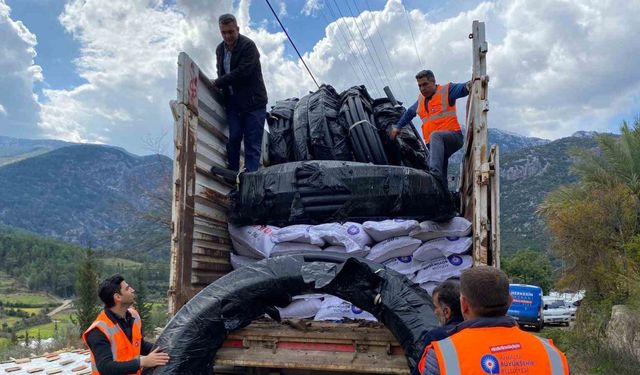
(83, 274, 169, 374)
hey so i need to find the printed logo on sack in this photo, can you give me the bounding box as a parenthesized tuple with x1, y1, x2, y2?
(398, 256, 412, 263)
(480, 354, 500, 374)
(447, 255, 463, 266)
(351, 305, 363, 314)
(347, 225, 360, 235)
(446, 236, 459, 241)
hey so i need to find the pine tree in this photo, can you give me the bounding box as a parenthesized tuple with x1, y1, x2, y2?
(73, 247, 101, 333)
(133, 266, 153, 335)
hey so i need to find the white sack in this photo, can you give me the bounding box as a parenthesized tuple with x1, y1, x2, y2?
(413, 255, 473, 284)
(362, 219, 419, 242)
(310, 222, 372, 253)
(314, 296, 377, 321)
(228, 224, 278, 258)
(323, 245, 370, 258)
(277, 298, 323, 319)
(272, 225, 325, 246)
(366, 236, 422, 263)
(382, 255, 424, 275)
(409, 217, 472, 241)
(413, 237, 472, 262)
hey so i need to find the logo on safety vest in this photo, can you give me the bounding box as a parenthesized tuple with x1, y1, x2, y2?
(480, 354, 500, 374)
(135, 340, 140, 348)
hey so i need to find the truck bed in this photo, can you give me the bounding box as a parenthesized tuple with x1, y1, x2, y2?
(216, 321, 408, 374)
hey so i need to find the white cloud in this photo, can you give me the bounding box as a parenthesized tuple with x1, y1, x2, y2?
(278, 0, 287, 17)
(6, 0, 638, 154)
(0, 0, 43, 137)
(302, 0, 323, 17)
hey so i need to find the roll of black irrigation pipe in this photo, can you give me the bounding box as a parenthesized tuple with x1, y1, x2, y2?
(267, 98, 299, 165)
(228, 160, 455, 226)
(339, 86, 388, 165)
(151, 253, 439, 374)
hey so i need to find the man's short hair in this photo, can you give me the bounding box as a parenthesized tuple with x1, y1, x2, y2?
(433, 280, 462, 319)
(415, 70, 435, 82)
(460, 266, 511, 317)
(219, 14, 237, 26)
(98, 274, 125, 308)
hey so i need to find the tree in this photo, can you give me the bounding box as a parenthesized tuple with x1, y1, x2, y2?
(73, 247, 101, 333)
(502, 249, 554, 294)
(133, 266, 153, 335)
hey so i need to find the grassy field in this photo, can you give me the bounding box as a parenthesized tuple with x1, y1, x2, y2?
(101, 257, 143, 269)
(15, 312, 74, 340)
(0, 272, 17, 294)
(0, 293, 57, 306)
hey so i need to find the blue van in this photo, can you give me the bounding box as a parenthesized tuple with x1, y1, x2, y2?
(508, 284, 543, 331)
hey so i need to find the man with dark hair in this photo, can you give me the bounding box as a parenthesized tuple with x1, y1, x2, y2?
(390, 70, 470, 188)
(411, 280, 464, 375)
(83, 274, 169, 374)
(213, 13, 268, 172)
(416, 266, 569, 374)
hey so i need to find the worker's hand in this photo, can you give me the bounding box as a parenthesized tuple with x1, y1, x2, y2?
(140, 348, 170, 368)
(389, 127, 401, 140)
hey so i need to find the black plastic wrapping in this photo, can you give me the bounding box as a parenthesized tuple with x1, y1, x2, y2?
(306, 84, 352, 161)
(267, 98, 299, 165)
(293, 94, 312, 161)
(151, 253, 439, 374)
(229, 160, 455, 226)
(339, 86, 388, 165)
(373, 98, 429, 170)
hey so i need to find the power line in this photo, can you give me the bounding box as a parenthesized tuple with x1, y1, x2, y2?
(345, 0, 389, 92)
(324, 1, 374, 90)
(402, 3, 423, 67)
(363, 0, 403, 94)
(330, 0, 381, 94)
(265, 0, 320, 89)
(353, 0, 400, 95)
(319, 6, 364, 85)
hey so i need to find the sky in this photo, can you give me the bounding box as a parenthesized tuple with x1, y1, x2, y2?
(1, 0, 639, 156)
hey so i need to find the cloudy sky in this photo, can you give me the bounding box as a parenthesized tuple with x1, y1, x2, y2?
(1, 0, 639, 155)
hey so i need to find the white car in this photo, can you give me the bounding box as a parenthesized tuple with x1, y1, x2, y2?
(542, 297, 573, 326)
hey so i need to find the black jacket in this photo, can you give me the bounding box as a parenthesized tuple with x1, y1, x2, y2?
(85, 308, 154, 375)
(215, 34, 268, 112)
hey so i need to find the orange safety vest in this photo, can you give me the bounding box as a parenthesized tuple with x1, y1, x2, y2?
(418, 326, 569, 374)
(417, 82, 461, 145)
(82, 308, 143, 375)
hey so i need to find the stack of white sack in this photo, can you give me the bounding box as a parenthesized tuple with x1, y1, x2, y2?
(228, 216, 473, 321)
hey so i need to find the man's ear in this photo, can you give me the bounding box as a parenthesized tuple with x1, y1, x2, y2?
(460, 295, 471, 315)
(443, 305, 452, 320)
(113, 293, 121, 304)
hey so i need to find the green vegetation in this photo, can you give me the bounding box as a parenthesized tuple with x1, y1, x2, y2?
(502, 249, 553, 293)
(539, 118, 640, 373)
(0, 293, 56, 307)
(74, 248, 101, 333)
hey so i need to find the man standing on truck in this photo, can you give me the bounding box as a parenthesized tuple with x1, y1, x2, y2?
(390, 70, 470, 189)
(83, 274, 169, 374)
(212, 13, 268, 172)
(416, 266, 569, 374)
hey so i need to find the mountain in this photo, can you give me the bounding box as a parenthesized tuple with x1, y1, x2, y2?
(0, 136, 72, 166)
(449, 128, 550, 168)
(0, 144, 172, 257)
(499, 132, 601, 256)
